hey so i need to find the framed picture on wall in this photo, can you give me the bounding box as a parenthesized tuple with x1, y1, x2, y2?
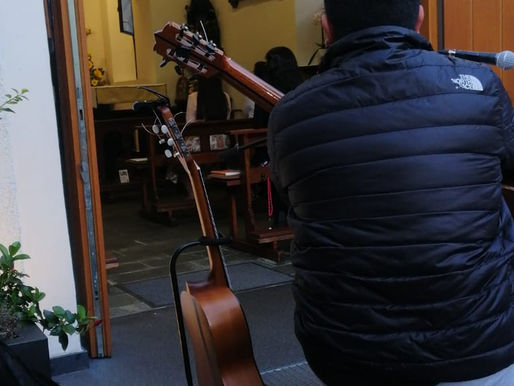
(118, 0, 134, 35)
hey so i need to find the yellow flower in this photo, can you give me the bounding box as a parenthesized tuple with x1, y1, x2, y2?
(91, 79, 98, 86)
(93, 68, 103, 79)
(88, 60, 93, 69)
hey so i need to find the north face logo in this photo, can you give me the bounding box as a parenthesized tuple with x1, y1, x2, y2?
(451, 74, 484, 91)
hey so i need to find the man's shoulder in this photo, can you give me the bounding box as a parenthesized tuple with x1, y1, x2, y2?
(274, 69, 341, 111)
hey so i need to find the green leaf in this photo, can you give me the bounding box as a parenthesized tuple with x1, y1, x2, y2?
(8, 242, 20, 255)
(13, 253, 30, 261)
(64, 310, 75, 324)
(43, 309, 58, 324)
(0, 244, 9, 258)
(63, 324, 76, 335)
(2, 253, 13, 267)
(59, 331, 69, 351)
(50, 326, 62, 336)
(52, 306, 65, 317)
(76, 304, 86, 319)
(27, 304, 36, 316)
(34, 290, 45, 302)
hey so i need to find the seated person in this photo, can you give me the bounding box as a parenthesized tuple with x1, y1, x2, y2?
(242, 61, 267, 119)
(185, 77, 231, 122)
(251, 47, 305, 227)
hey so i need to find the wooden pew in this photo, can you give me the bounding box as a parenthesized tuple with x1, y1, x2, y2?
(144, 119, 254, 221)
(209, 128, 293, 261)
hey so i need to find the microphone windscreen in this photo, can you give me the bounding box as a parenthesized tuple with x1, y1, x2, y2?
(497, 51, 514, 70)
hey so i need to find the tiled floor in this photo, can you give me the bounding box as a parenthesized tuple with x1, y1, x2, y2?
(102, 190, 294, 318)
(52, 190, 326, 385)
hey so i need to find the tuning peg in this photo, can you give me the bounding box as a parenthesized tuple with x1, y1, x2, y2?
(206, 41, 217, 54)
(152, 124, 160, 134)
(167, 138, 174, 147)
(164, 149, 173, 158)
(159, 139, 166, 145)
(161, 125, 169, 134)
(192, 32, 202, 46)
(159, 59, 168, 68)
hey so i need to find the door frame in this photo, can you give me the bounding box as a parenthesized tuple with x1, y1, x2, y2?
(45, 0, 111, 358)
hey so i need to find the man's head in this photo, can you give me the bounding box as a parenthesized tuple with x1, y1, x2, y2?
(322, 0, 423, 44)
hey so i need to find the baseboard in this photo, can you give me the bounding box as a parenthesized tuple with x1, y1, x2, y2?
(51, 349, 89, 376)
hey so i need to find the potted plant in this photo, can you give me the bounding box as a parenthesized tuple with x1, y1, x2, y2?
(0, 241, 95, 378)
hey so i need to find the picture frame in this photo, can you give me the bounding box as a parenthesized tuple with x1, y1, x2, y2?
(118, 0, 134, 35)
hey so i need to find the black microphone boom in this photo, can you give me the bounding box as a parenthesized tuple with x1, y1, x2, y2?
(217, 137, 267, 163)
(439, 49, 514, 70)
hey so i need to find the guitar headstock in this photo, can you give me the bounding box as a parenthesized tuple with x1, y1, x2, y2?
(154, 22, 225, 78)
(158, 107, 194, 171)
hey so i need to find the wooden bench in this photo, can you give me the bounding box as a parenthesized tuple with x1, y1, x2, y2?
(143, 119, 254, 221)
(208, 128, 294, 261)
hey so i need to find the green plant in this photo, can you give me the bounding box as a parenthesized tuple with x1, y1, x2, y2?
(0, 88, 29, 116)
(0, 241, 95, 350)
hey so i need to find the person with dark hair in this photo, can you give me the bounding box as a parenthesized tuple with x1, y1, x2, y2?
(250, 47, 304, 226)
(267, 1, 514, 385)
(265, 46, 304, 95)
(253, 47, 304, 128)
(243, 61, 267, 119)
(186, 76, 231, 122)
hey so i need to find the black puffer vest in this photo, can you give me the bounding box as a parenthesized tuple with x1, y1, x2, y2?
(268, 26, 514, 384)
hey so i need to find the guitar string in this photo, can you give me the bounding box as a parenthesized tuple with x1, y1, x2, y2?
(163, 110, 232, 287)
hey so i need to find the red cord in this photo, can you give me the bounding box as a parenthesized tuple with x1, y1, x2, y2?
(267, 176, 274, 218)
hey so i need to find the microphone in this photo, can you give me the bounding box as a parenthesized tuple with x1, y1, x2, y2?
(439, 49, 514, 70)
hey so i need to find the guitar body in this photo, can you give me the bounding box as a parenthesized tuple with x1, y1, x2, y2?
(181, 283, 262, 386)
(142, 105, 265, 386)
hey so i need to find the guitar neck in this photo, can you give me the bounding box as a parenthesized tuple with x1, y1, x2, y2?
(219, 59, 283, 113)
(158, 106, 229, 288)
(187, 160, 229, 287)
(153, 22, 284, 113)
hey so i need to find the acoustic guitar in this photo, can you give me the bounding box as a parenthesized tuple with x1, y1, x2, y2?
(149, 22, 287, 386)
(150, 104, 261, 386)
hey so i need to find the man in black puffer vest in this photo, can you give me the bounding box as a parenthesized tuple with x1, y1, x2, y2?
(267, 0, 514, 385)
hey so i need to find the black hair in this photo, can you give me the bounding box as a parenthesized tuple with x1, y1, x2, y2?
(253, 61, 267, 79)
(264, 46, 304, 93)
(196, 77, 228, 120)
(324, 0, 421, 40)
(252, 47, 304, 128)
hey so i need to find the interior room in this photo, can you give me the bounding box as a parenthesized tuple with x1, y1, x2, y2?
(84, 0, 325, 318)
(56, 0, 326, 384)
(55, 0, 514, 384)
(2, 0, 514, 385)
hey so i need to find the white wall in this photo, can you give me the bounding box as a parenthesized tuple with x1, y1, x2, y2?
(295, 0, 325, 65)
(0, 0, 82, 357)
